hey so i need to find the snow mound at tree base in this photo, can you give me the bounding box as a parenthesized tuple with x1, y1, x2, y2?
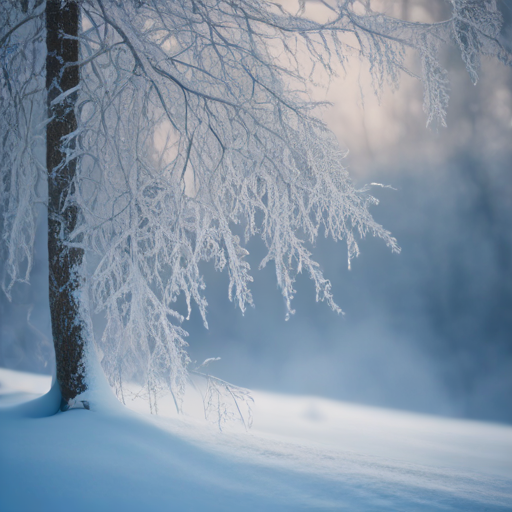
(0, 368, 511, 511)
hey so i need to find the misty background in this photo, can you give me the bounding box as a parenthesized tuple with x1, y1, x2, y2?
(1, 0, 511, 424)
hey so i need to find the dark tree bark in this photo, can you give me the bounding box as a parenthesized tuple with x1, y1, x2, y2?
(46, 0, 87, 408)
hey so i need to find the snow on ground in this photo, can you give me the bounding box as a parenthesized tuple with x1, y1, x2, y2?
(1, 368, 511, 511)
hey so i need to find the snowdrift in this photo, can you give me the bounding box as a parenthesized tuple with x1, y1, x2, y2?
(1, 368, 511, 511)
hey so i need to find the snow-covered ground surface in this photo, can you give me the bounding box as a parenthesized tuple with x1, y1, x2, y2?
(1, 368, 511, 511)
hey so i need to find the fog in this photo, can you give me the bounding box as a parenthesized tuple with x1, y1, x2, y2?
(1, 0, 511, 424)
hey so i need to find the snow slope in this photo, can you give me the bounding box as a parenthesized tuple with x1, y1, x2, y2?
(1, 368, 511, 511)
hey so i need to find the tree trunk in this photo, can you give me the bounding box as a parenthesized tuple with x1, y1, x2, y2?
(46, 0, 87, 409)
